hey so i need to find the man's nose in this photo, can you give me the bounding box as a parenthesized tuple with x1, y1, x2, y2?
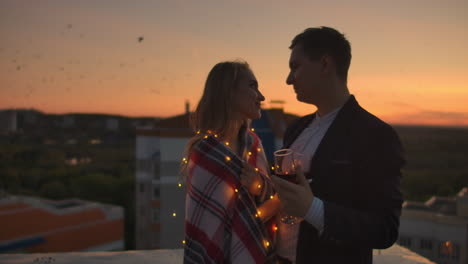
(286, 72, 293, 85)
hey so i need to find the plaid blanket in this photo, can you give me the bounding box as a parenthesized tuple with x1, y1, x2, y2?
(184, 131, 277, 264)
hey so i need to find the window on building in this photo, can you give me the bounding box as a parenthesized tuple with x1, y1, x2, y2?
(438, 241, 460, 260)
(420, 239, 433, 250)
(399, 236, 412, 248)
(151, 151, 161, 180)
(152, 207, 160, 223)
(153, 161, 160, 180)
(137, 159, 152, 171)
(153, 186, 160, 199)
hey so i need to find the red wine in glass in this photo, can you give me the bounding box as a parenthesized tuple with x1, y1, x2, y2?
(276, 173, 298, 183)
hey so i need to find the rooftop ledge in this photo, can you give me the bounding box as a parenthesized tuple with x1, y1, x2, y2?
(2, 245, 435, 264)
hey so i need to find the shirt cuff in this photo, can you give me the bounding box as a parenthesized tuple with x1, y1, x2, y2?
(304, 197, 324, 234)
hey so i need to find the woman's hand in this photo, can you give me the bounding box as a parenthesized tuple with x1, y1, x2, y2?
(240, 161, 263, 196)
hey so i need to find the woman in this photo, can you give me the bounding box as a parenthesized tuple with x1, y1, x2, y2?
(182, 61, 280, 263)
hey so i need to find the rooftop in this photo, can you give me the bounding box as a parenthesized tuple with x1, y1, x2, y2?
(1, 245, 437, 264)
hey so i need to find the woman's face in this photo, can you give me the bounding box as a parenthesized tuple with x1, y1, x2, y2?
(233, 69, 265, 120)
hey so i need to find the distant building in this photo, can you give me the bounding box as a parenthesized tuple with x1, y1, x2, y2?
(134, 108, 298, 249)
(0, 195, 124, 253)
(62, 115, 75, 128)
(0, 110, 17, 134)
(398, 187, 468, 264)
(106, 118, 119, 131)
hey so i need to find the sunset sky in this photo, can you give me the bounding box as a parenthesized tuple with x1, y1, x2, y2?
(1, 0, 467, 126)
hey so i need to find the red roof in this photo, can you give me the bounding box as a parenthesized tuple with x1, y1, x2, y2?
(0, 197, 123, 253)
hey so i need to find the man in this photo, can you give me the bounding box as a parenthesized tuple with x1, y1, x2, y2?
(271, 26, 405, 264)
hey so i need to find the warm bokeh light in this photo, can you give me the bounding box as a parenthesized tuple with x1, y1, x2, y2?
(1, 0, 467, 126)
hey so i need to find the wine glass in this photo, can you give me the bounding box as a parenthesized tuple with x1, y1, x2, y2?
(274, 149, 303, 224)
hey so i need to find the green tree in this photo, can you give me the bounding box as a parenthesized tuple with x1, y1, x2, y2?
(40, 181, 68, 200)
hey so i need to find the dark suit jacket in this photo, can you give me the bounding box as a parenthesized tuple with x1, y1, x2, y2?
(283, 95, 405, 264)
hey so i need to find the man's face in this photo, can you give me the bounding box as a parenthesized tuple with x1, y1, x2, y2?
(286, 44, 323, 105)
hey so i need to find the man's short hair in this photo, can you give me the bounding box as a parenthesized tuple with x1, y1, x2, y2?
(290, 26, 352, 81)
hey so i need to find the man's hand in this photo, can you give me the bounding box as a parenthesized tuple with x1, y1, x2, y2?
(271, 165, 314, 217)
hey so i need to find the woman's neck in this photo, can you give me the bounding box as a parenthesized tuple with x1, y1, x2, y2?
(223, 121, 243, 154)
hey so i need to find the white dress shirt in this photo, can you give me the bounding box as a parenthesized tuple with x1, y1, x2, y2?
(276, 106, 342, 263)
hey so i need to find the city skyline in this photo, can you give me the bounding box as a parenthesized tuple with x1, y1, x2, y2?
(1, 0, 467, 126)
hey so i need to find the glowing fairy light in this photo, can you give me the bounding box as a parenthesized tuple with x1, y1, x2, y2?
(255, 168, 259, 172)
(196, 130, 200, 134)
(257, 184, 262, 189)
(257, 148, 261, 152)
(225, 156, 231, 162)
(271, 166, 275, 170)
(248, 152, 252, 156)
(204, 135, 208, 139)
(257, 210, 262, 216)
(273, 225, 278, 231)
(234, 188, 239, 193)
(225, 141, 230, 146)
(264, 240, 270, 247)
(182, 240, 186, 244)
(214, 134, 218, 138)
(251, 128, 255, 132)
(178, 183, 182, 187)
(270, 195, 274, 199)
(172, 212, 177, 217)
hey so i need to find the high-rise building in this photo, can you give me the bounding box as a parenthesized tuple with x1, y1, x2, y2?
(0, 110, 17, 134)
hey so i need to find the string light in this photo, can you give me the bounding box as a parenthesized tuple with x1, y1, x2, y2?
(207, 130, 212, 134)
(172, 212, 177, 217)
(264, 240, 270, 247)
(257, 148, 261, 152)
(225, 156, 231, 162)
(257, 210, 262, 216)
(234, 188, 239, 193)
(248, 152, 252, 156)
(270, 195, 274, 199)
(214, 134, 218, 138)
(204, 135, 208, 139)
(257, 184, 262, 189)
(178, 183, 182, 188)
(271, 166, 275, 170)
(196, 130, 200, 134)
(251, 128, 255, 132)
(255, 168, 259, 172)
(182, 240, 186, 244)
(273, 225, 278, 231)
(225, 141, 230, 146)
(182, 157, 188, 164)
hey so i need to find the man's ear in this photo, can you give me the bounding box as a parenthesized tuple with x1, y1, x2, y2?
(320, 55, 334, 76)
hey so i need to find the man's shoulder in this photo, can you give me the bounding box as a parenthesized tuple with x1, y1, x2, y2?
(353, 105, 399, 139)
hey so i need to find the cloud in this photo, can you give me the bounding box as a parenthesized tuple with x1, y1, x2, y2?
(393, 110, 468, 126)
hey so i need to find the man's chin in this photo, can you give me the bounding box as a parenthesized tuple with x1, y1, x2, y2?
(297, 95, 314, 105)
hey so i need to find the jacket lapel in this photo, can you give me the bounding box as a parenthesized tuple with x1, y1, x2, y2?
(308, 95, 359, 180)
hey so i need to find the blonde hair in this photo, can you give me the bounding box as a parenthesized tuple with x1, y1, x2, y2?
(180, 60, 252, 176)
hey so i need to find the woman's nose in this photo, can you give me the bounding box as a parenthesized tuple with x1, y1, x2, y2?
(258, 92, 265, 101)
